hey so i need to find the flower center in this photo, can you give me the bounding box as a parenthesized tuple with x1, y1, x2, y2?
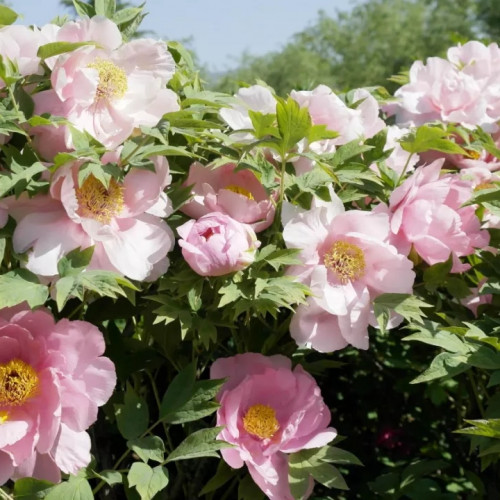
(88, 58, 128, 101)
(465, 148, 481, 160)
(243, 404, 279, 439)
(76, 175, 124, 224)
(0, 359, 39, 407)
(225, 185, 254, 200)
(475, 182, 496, 191)
(323, 240, 365, 284)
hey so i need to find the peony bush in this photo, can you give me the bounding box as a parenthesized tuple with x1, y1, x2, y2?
(0, 1, 500, 499)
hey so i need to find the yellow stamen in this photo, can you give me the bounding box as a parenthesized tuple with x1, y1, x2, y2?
(225, 185, 254, 200)
(76, 175, 124, 224)
(88, 58, 128, 101)
(243, 404, 280, 439)
(465, 148, 481, 160)
(0, 411, 8, 423)
(475, 182, 496, 191)
(323, 240, 365, 284)
(0, 360, 39, 407)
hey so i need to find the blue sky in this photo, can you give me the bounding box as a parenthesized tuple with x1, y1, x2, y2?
(10, 0, 354, 70)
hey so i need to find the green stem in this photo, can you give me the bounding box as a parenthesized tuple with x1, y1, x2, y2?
(467, 371, 485, 418)
(0, 489, 14, 500)
(396, 152, 414, 186)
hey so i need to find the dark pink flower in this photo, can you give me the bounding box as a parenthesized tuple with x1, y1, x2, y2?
(0, 308, 116, 484)
(211, 353, 336, 500)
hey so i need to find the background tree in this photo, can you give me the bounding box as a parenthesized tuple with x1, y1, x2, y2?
(214, 0, 479, 95)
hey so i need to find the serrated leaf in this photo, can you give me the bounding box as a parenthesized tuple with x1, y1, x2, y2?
(276, 97, 311, 155)
(165, 427, 232, 462)
(57, 247, 94, 277)
(455, 419, 500, 438)
(45, 475, 93, 500)
(248, 110, 279, 139)
(400, 125, 468, 155)
(0, 269, 48, 308)
(373, 293, 431, 333)
(127, 436, 165, 464)
(128, 463, 169, 500)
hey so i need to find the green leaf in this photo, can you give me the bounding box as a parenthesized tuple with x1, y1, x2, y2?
(159, 362, 196, 419)
(57, 247, 94, 277)
(71, 0, 95, 18)
(373, 294, 431, 333)
(115, 385, 149, 440)
(0, 161, 46, 197)
(54, 269, 138, 311)
(238, 474, 265, 500)
(307, 124, 339, 143)
(322, 446, 363, 466)
(248, 110, 279, 139)
(95, 0, 116, 18)
(488, 370, 500, 388)
(163, 379, 223, 424)
(310, 463, 348, 490)
(423, 257, 453, 289)
(276, 97, 311, 155)
(112, 6, 144, 26)
(0, 5, 18, 25)
(13, 478, 54, 499)
(455, 419, 500, 439)
(403, 325, 469, 354)
(128, 463, 169, 500)
(92, 470, 122, 486)
(37, 42, 97, 60)
(45, 475, 93, 500)
(411, 352, 469, 383)
(127, 436, 165, 464)
(199, 461, 236, 496)
(400, 125, 468, 155)
(165, 427, 233, 462)
(0, 269, 48, 308)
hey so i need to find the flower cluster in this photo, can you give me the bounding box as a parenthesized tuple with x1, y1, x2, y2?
(0, 5, 497, 499)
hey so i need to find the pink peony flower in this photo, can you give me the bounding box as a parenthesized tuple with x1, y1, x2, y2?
(31, 16, 179, 157)
(283, 193, 415, 351)
(210, 353, 336, 500)
(461, 280, 492, 317)
(388, 159, 490, 272)
(11, 154, 174, 281)
(181, 162, 276, 232)
(219, 84, 277, 143)
(0, 307, 116, 484)
(0, 25, 45, 85)
(290, 85, 384, 175)
(388, 41, 500, 131)
(177, 213, 259, 276)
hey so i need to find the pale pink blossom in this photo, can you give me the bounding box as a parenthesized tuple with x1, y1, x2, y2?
(291, 86, 384, 174)
(219, 84, 277, 142)
(388, 41, 500, 131)
(211, 353, 336, 500)
(181, 162, 276, 232)
(283, 193, 415, 351)
(388, 159, 490, 272)
(11, 154, 174, 281)
(31, 16, 179, 157)
(177, 213, 259, 276)
(0, 307, 116, 484)
(0, 25, 44, 84)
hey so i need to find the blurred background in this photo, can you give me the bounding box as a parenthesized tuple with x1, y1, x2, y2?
(7, 0, 500, 95)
